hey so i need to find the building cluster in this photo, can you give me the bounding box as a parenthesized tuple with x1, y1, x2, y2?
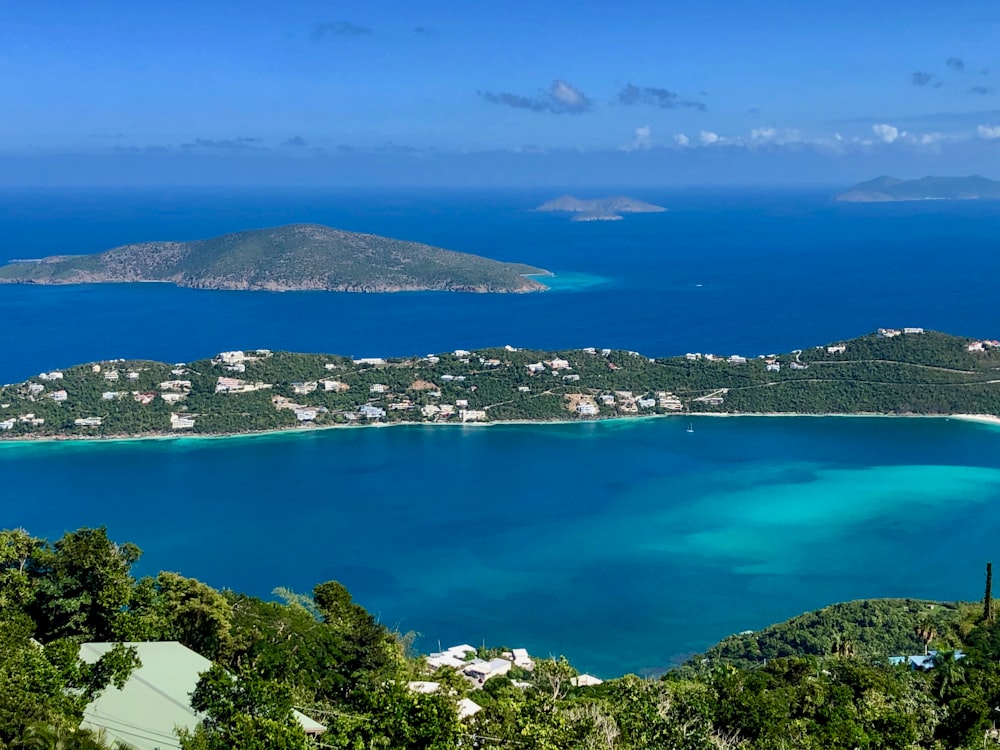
(413, 643, 603, 719)
(967, 339, 1000, 352)
(877, 327, 925, 338)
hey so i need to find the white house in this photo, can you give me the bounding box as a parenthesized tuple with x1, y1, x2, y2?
(215, 377, 243, 393)
(74, 417, 102, 427)
(38, 371, 64, 381)
(294, 408, 319, 422)
(576, 402, 598, 416)
(463, 658, 512, 684)
(826, 345, 847, 354)
(50, 390, 68, 402)
(360, 404, 386, 419)
(169, 413, 196, 430)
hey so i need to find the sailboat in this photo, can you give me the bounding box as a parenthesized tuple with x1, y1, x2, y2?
(686, 423, 694, 433)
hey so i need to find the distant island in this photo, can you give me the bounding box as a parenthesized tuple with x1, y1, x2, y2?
(836, 175, 1000, 202)
(5, 328, 1000, 440)
(0, 223, 549, 293)
(535, 195, 667, 221)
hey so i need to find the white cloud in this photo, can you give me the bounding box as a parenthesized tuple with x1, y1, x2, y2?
(872, 123, 903, 144)
(750, 126, 777, 142)
(674, 133, 690, 147)
(633, 125, 651, 150)
(551, 80, 588, 110)
(699, 130, 720, 145)
(620, 125, 652, 152)
(918, 132, 946, 145)
(977, 124, 1000, 140)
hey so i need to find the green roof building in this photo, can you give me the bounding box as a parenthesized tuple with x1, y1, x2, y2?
(79, 641, 325, 750)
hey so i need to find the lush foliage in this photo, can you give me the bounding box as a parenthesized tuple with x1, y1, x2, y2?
(4, 330, 1000, 440)
(0, 223, 547, 292)
(10, 525, 1000, 748)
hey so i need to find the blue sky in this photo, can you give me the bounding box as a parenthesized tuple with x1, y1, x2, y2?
(2, 0, 999, 186)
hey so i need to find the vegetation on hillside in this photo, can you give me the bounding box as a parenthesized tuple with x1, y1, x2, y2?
(8, 526, 1000, 748)
(836, 175, 1000, 202)
(4, 329, 1000, 439)
(0, 223, 549, 292)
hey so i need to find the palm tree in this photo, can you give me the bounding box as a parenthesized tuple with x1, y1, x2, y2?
(915, 622, 937, 656)
(17, 724, 120, 750)
(932, 650, 966, 700)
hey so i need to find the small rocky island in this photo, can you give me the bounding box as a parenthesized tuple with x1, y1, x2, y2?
(836, 175, 1000, 202)
(535, 195, 667, 221)
(0, 223, 549, 293)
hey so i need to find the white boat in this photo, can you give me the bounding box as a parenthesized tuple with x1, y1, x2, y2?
(686, 423, 694, 433)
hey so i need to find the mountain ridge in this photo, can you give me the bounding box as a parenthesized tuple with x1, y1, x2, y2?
(836, 175, 1000, 202)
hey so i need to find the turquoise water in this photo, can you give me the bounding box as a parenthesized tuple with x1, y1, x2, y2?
(5, 188, 1000, 675)
(6, 415, 1000, 676)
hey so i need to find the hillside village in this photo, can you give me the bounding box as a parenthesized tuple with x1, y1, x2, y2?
(3, 328, 1000, 438)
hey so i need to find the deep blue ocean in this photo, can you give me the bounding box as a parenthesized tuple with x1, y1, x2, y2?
(3, 187, 1000, 675)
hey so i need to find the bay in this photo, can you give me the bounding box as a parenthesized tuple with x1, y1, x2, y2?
(4, 188, 1000, 676)
(4, 415, 1000, 676)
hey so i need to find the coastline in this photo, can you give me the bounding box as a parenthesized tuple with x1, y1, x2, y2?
(3, 410, 998, 448)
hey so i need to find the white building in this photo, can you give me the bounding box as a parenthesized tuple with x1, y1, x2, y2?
(38, 371, 64, 381)
(50, 390, 68, 402)
(74, 417, 102, 427)
(169, 413, 196, 430)
(577, 402, 598, 416)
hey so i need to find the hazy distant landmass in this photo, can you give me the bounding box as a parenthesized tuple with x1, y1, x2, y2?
(0, 223, 549, 293)
(535, 195, 667, 221)
(836, 175, 1000, 202)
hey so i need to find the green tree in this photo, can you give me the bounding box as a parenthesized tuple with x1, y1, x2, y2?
(27, 527, 141, 642)
(179, 664, 311, 750)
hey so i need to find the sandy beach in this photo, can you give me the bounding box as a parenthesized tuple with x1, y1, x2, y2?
(2, 410, 999, 448)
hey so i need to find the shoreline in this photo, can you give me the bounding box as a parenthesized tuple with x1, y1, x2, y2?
(2, 410, 998, 448)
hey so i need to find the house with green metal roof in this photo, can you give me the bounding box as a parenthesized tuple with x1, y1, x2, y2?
(79, 641, 325, 750)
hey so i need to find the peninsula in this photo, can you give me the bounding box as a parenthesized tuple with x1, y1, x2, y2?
(836, 175, 1000, 202)
(535, 195, 667, 221)
(0, 223, 549, 293)
(4, 328, 1000, 439)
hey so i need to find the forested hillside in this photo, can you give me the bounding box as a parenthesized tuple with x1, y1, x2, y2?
(7, 526, 1000, 748)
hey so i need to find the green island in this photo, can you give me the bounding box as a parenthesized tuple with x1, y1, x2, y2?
(4, 328, 1000, 440)
(0, 223, 549, 293)
(836, 175, 1000, 202)
(5, 524, 1000, 749)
